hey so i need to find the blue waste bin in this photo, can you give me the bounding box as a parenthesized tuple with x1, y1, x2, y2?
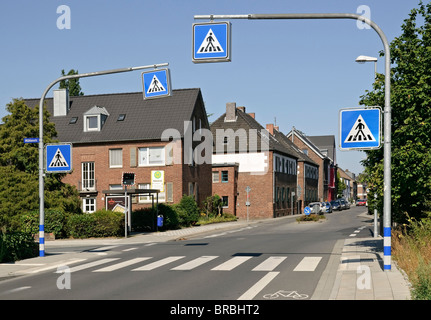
(157, 215, 163, 227)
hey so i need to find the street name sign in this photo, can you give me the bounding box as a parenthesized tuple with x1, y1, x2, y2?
(141, 68, 172, 100)
(45, 143, 72, 173)
(192, 21, 231, 63)
(339, 107, 381, 150)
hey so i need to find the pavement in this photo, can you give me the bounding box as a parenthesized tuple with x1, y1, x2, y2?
(0, 214, 412, 300)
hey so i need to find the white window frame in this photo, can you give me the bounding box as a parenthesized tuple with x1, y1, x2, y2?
(82, 162, 95, 190)
(84, 115, 100, 132)
(109, 149, 123, 168)
(138, 183, 165, 203)
(138, 147, 165, 166)
(83, 197, 96, 213)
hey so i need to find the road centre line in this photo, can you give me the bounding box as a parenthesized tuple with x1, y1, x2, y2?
(237, 272, 279, 300)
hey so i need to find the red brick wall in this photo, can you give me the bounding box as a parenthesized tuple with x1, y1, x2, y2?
(62, 140, 211, 212)
(212, 165, 238, 216)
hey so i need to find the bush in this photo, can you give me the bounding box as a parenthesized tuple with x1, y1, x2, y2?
(131, 208, 154, 232)
(176, 195, 199, 226)
(0, 231, 38, 262)
(18, 209, 70, 239)
(66, 210, 124, 238)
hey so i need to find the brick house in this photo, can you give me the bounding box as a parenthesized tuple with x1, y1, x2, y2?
(286, 128, 336, 202)
(210, 103, 299, 219)
(26, 88, 211, 213)
(268, 125, 319, 213)
(211, 163, 238, 216)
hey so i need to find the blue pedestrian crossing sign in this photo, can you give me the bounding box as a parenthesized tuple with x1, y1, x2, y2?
(339, 107, 381, 150)
(141, 68, 172, 100)
(46, 143, 72, 173)
(193, 22, 231, 63)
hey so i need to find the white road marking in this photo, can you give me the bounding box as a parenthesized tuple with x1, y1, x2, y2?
(133, 256, 185, 271)
(211, 256, 253, 271)
(93, 258, 151, 272)
(171, 256, 218, 271)
(237, 272, 279, 300)
(252, 256, 287, 271)
(63, 258, 120, 273)
(293, 257, 322, 271)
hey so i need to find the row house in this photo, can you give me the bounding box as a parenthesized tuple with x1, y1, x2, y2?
(286, 128, 336, 203)
(26, 88, 211, 213)
(210, 103, 304, 219)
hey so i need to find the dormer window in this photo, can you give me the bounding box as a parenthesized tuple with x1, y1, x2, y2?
(83, 106, 109, 132)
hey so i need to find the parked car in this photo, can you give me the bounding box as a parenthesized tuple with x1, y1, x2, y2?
(308, 202, 324, 214)
(330, 200, 342, 211)
(323, 201, 332, 213)
(339, 198, 350, 209)
(357, 199, 367, 206)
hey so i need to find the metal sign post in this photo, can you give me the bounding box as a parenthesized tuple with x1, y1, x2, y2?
(245, 186, 251, 223)
(194, 12, 392, 270)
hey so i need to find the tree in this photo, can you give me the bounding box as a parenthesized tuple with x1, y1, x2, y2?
(59, 69, 84, 96)
(359, 1, 431, 223)
(0, 99, 81, 231)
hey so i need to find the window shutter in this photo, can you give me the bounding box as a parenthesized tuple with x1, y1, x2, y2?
(130, 147, 137, 167)
(166, 182, 173, 202)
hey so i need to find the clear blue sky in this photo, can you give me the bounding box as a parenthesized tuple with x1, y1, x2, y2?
(0, 0, 422, 175)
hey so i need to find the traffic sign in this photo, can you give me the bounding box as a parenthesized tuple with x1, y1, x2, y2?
(339, 107, 381, 150)
(24, 138, 39, 143)
(45, 143, 72, 173)
(304, 206, 311, 215)
(192, 22, 231, 63)
(122, 172, 135, 186)
(141, 68, 172, 100)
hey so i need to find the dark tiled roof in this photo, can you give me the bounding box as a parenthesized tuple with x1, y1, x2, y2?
(210, 109, 298, 159)
(25, 89, 205, 144)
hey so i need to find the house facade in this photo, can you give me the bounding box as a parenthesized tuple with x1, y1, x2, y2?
(286, 129, 336, 203)
(26, 88, 211, 213)
(210, 103, 299, 219)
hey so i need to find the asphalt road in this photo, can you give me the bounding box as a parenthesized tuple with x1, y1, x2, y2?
(0, 206, 372, 301)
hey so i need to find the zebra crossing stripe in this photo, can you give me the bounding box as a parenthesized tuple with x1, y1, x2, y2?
(293, 257, 322, 271)
(211, 256, 253, 271)
(171, 256, 218, 271)
(132, 256, 185, 271)
(65, 258, 120, 273)
(93, 258, 151, 272)
(252, 256, 287, 271)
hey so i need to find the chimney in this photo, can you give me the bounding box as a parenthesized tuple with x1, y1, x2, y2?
(274, 126, 279, 131)
(53, 88, 69, 117)
(248, 112, 255, 119)
(266, 123, 274, 135)
(225, 102, 236, 122)
(237, 106, 246, 113)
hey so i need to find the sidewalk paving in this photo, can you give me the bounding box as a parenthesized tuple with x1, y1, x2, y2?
(0, 215, 413, 300)
(329, 236, 411, 300)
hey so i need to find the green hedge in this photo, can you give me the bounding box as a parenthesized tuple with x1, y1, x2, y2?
(0, 231, 38, 262)
(67, 210, 124, 238)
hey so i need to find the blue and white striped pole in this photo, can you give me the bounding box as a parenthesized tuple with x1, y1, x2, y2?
(39, 225, 45, 257)
(383, 227, 391, 270)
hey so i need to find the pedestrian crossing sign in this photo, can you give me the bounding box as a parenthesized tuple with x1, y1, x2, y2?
(193, 21, 231, 63)
(45, 143, 72, 173)
(339, 107, 381, 150)
(141, 68, 172, 100)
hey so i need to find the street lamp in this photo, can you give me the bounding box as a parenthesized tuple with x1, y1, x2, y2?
(38, 63, 168, 257)
(355, 55, 378, 78)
